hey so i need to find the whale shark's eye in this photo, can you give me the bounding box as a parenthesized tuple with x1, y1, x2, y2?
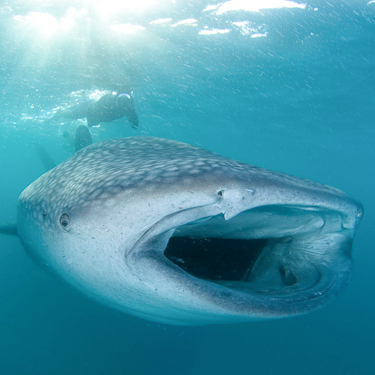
(59, 213, 70, 230)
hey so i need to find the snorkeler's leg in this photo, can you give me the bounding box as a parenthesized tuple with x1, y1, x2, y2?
(45, 100, 94, 123)
(44, 109, 73, 123)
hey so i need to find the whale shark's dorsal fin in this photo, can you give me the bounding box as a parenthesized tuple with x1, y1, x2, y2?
(74, 125, 92, 152)
(0, 222, 18, 237)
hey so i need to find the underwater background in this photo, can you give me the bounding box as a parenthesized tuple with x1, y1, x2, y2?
(0, 0, 374, 374)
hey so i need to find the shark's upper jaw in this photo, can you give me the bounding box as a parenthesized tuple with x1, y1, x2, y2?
(128, 201, 362, 324)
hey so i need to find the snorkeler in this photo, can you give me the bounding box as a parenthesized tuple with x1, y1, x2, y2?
(47, 91, 139, 129)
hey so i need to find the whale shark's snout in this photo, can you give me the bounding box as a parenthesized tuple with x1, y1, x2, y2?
(16, 137, 363, 325)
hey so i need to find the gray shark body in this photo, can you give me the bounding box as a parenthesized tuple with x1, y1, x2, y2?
(4, 137, 363, 325)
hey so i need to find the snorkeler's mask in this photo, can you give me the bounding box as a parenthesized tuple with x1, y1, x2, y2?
(116, 93, 131, 107)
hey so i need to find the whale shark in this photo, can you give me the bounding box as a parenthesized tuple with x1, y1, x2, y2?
(0, 137, 363, 325)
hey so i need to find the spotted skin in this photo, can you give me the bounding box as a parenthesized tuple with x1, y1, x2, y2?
(19, 137, 350, 229)
(13, 136, 363, 325)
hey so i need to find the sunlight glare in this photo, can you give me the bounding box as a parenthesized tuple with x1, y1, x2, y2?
(199, 28, 231, 35)
(14, 12, 58, 37)
(171, 19, 198, 27)
(111, 24, 146, 33)
(94, 0, 158, 19)
(150, 18, 173, 24)
(216, 0, 306, 14)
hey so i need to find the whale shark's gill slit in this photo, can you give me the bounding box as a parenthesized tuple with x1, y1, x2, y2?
(164, 237, 268, 282)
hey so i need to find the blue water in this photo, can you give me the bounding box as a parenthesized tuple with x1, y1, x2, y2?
(0, 1, 374, 374)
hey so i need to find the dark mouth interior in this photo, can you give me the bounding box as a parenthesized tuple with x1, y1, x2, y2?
(164, 237, 268, 281)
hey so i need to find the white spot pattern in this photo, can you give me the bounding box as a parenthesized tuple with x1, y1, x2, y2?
(18, 136, 345, 228)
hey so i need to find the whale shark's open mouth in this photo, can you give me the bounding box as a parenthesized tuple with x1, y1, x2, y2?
(165, 236, 268, 283)
(147, 204, 356, 317)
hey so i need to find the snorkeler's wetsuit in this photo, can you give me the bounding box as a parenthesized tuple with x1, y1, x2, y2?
(51, 92, 139, 128)
(86, 93, 138, 128)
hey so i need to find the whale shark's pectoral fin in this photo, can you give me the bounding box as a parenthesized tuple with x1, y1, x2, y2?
(33, 127, 92, 174)
(33, 142, 57, 172)
(0, 222, 18, 236)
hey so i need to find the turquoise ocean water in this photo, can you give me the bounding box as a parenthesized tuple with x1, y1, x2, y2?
(0, 1, 374, 374)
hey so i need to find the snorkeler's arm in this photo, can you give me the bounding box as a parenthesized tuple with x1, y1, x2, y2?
(118, 91, 138, 128)
(126, 107, 139, 128)
(127, 92, 139, 128)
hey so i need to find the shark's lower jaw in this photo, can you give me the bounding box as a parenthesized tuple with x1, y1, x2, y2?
(130, 204, 356, 324)
(165, 231, 351, 302)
